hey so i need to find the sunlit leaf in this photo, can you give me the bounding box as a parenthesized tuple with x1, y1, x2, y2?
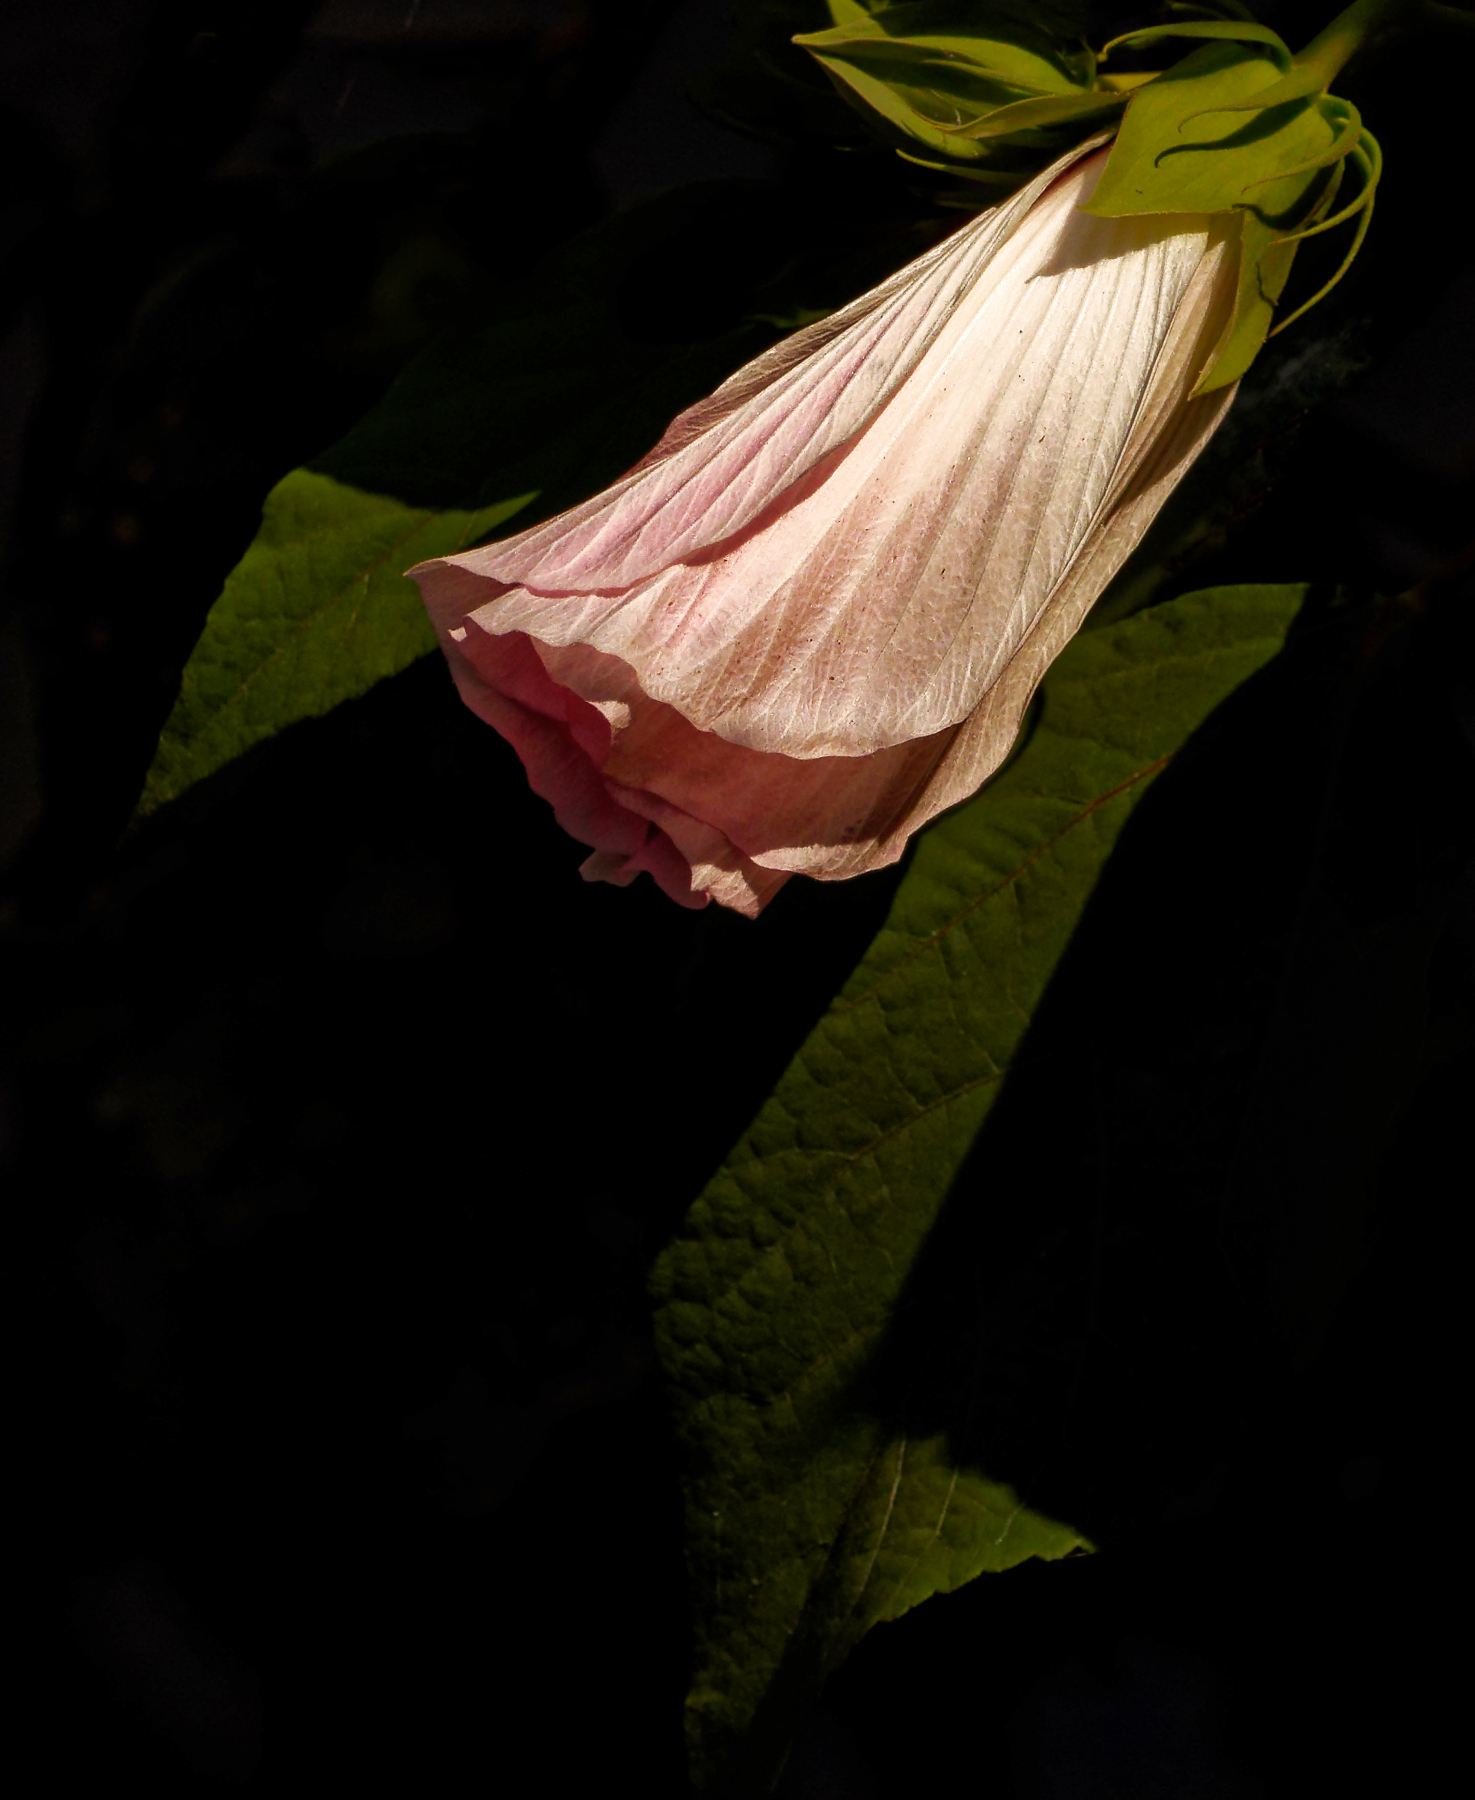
(138, 477, 531, 817)
(136, 189, 818, 817)
(652, 582, 1307, 1796)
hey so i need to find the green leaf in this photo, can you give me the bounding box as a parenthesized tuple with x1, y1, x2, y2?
(136, 188, 811, 817)
(651, 582, 1307, 1797)
(137, 476, 534, 818)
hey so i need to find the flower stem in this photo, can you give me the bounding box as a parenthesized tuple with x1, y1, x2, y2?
(1294, 0, 1425, 83)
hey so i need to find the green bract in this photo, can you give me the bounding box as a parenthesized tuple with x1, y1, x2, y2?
(1087, 8, 1382, 392)
(795, 1, 1384, 387)
(793, 0, 1127, 182)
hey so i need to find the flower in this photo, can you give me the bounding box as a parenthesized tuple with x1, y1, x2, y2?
(408, 139, 1238, 917)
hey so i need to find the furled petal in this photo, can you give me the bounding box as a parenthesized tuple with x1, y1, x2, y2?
(417, 145, 1234, 763)
(435, 144, 1102, 596)
(441, 620, 793, 915)
(410, 136, 1241, 912)
(534, 637, 953, 878)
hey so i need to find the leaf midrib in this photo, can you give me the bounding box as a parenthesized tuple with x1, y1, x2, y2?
(185, 509, 444, 736)
(830, 754, 1170, 1017)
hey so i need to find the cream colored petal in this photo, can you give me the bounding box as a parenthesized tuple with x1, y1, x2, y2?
(867, 248, 1242, 860)
(502, 226, 1237, 890)
(411, 139, 1111, 598)
(413, 137, 1244, 915)
(758, 244, 1243, 881)
(529, 638, 954, 879)
(467, 154, 1232, 761)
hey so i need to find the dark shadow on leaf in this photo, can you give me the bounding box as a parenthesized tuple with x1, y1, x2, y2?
(1152, 96, 1313, 167)
(855, 580, 1471, 1551)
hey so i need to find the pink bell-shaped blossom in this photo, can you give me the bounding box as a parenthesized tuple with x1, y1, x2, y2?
(408, 141, 1238, 916)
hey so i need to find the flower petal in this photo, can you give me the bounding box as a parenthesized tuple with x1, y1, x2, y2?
(528, 636, 954, 879)
(412, 138, 1111, 598)
(410, 136, 1243, 915)
(433, 152, 1233, 762)
(600, 779, 791, 918)
(882, 235, 1242, 851)
(436, 625, 641, 857)
(440, 619, 790, 912)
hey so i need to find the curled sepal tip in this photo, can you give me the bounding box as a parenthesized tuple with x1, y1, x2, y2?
(1087, 0, 1392, 392)
(1265, 129, 1381, 340)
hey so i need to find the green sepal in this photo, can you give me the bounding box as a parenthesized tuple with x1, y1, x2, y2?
(794, 0, 1100, 169)
(1084, 41, 1339, 217)
(799, 48, 1046, 160)
(1087, 3, 1385, 390)
(796, 18, 1088, 101)
(1098, 19, 1292, 67)
(940, 85, 1126, 141)
(805, 0, 1094, 81)
(1194, 203, 1298, 393)
(894, 150, 1027, 186)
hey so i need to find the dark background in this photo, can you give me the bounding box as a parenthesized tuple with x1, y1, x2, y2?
(2, 4, 1470, 1795)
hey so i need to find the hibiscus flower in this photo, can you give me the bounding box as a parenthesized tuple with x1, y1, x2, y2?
(409, 139, 1237, 916)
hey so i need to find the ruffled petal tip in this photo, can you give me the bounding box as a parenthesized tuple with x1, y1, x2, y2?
(436, 613, 790, 916)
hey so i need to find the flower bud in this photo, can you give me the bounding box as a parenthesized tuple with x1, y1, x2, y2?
(795, 3, 1384, 388)
(1085, 4, 1383, 389)
(409, 141, 1239, 915)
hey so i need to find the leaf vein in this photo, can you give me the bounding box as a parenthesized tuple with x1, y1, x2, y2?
(831, 755, 1171, 1015)
(194, 511, 439, 729)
